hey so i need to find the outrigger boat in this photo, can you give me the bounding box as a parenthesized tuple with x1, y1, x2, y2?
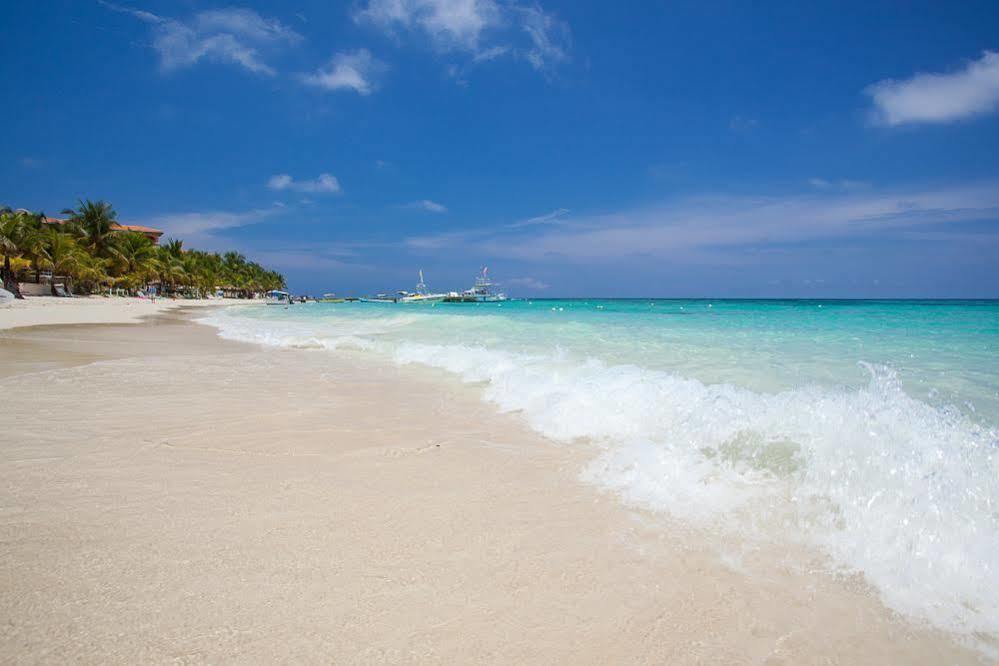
(444, 267, 508, 303)
(398, 270, 447, 304)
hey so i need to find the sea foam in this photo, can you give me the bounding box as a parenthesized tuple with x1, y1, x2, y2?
(202, 306, 999, 638)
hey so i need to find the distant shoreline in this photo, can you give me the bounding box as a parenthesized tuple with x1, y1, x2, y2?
(0, 294, 259, 331)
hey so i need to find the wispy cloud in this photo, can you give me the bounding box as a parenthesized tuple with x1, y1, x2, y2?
(267, 173, 342, 193)
(408, 199, 448, 213)
(354, 0, 570, 75)
(505, 276, 550, 290)
(509, 207, 569, 228)
(865, 50, 999, 126)
(400, 184, 999, 265)
(405, 206, 568, 248)
(301, 49, 386, 95)
(20, 157, 44, 169)
(518, 5, 570, 71)
(807, 178, 871, 191)
(479, 184, 999, 262)
(101, 2, 301, 75)
(140, 206, 281, 237)
(355, 0, 501, 51)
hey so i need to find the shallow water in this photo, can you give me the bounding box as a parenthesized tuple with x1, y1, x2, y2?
(202, 299, 999, 640)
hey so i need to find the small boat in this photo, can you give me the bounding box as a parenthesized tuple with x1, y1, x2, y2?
(318, 293, 345, 303)
(443, 267, 508, 303)
(399, 270, 447, 304)
(359, 294, 397, 303)
(265, 290, 292, 305)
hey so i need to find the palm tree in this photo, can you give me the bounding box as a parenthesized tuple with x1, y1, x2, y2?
(74, 253, 111, 294)
(6, 199, 286, 299)
(62, 199, 119, 259)
(40, 228, 84, 295)
(8, 211, 48, 285)
(162, 238, 183, 259)
(0, 208, 40, 298)
(113, 232, 158, 287)
(156, 253, 188, 296)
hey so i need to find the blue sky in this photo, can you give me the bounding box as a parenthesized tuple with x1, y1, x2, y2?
(2, 0, 999, 297)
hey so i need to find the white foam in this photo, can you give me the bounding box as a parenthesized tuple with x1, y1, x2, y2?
(392, 341, 999, 637)
(202, 309, 999, 638)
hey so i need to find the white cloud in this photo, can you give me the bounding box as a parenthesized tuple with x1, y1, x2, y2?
(267, 173, 342, 193)
(473, 45, 511, 62)
(518, 5, 569, 71)
(481, 184, 999, 262)
(405, 206, 567, 248)
(301, 49, 386, 95)
(808, 178, 871, 190)
(192, 8, 301, 43)
(402, 184, 999, 263)
(865, 51, 999, 126)
(505, 276, 550, 290)
(354, 0, 569, 74)
(408, 199, 448, 213)
(405, 229, 471, 249)
(509, 207, 569, 228)
(140, 207, 280, 237)
(355, 0, 501, 51)
(101, 3, 301, 75)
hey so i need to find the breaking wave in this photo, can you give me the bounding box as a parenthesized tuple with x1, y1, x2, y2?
(201, 306, 999, 638)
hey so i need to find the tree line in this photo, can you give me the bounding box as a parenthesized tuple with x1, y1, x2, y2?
(0, 200, 285, 299)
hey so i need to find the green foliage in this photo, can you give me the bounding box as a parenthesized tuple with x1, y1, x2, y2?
(1, 202, 285, 297)
(62, 199, 119, 258)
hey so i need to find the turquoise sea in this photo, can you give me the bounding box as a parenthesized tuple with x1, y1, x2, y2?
(203, 299, 999, 640)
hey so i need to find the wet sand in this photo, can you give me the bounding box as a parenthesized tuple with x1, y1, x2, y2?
(0, 311, 986, 664)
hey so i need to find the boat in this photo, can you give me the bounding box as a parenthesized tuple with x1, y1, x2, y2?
(264, 290, 292, 305)
(0, 287, 13, 307)
(399, 270, 447, 304)
(358, 294, 397, 303)
(318, 293, 345, 303)
(443, 267, 508, 303)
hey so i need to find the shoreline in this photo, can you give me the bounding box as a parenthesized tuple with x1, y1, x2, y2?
(0, 310, 987, 663)
(0, 295, 260, 332)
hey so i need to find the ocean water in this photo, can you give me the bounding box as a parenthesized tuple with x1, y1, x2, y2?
(201, 299, 999, 638)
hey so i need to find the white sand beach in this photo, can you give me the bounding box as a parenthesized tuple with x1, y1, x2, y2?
(0, 295, 258, 331)
(0, 308, 987, 664)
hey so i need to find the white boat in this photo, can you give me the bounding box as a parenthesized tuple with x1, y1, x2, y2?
(0, 287, 13, 307)
(443, 267, 508, 303)
(264, 290, 292, 305)
(399, 270, 447, 303)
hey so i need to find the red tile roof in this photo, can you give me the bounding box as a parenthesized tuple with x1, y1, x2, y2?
(114, 223, 164, 236)
(42, 217, 163, 236)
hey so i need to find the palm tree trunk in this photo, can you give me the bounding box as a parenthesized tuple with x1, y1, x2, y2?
(2, 254, 24, 299)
